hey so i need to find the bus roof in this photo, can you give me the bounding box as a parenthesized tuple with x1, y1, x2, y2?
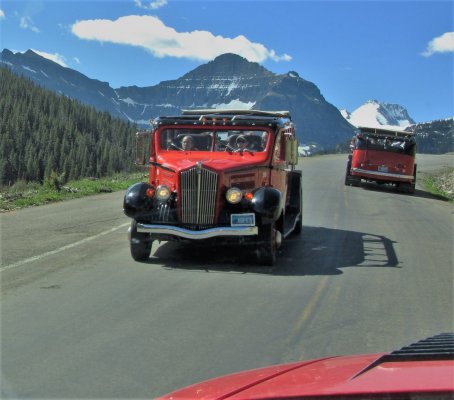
(358, 126, 414, 137)
(182, 109, 291, 119)
(152, 109, 293, 130)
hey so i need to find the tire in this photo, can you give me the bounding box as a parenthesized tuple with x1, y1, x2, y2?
(344, 160, 352, 186)
(293, 214, 302, 235)
(293, 183, 303, 235)
(129, 220, 152, 261)
(256, 222, 278, 266)
(345, 161, 361, 186)
(410, 164, 417, 194)
(399, 182, 415, 194)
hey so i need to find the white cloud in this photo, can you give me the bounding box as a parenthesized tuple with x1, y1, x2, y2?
(73, 57, 81, 64)
(71, 15, 291, 63)
(135, 0, 168, 10)
(20, 16, 40, 33)
(32, 49, 68, 67)
(0, 9, 6, 20)
(421, 32, 454, 57)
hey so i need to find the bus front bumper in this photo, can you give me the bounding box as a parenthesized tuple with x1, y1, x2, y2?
(136, 223, 258, 240)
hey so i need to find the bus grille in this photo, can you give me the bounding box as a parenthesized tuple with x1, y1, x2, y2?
(180, 165, 218, 229)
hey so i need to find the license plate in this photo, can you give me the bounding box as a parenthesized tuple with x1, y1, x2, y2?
(378, 165, 388, 173)
(231, 213, 255, 227)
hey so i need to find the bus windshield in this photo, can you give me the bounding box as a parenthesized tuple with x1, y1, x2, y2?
(158, 128, 269, 152)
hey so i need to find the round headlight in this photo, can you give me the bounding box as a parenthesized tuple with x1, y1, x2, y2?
(155, 185, 171, 201)
(226, 187, 242, 204)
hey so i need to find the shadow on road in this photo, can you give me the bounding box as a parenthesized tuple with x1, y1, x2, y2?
(358, 181, 451, 201)
(145, 226, 399, 276)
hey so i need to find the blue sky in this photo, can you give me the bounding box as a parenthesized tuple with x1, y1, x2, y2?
(0, 0, 453, 123)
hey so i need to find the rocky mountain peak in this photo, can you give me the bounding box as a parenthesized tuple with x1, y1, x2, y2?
(182, 53, 274, 79)
(343, 99, 415, 129)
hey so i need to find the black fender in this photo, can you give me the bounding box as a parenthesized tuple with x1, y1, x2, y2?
(252, 187, 283, 223)
(123, 182, 154, 219)
(288, 170, 302, 211)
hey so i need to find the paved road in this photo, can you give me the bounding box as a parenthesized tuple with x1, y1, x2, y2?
(1, 154, 453, 398)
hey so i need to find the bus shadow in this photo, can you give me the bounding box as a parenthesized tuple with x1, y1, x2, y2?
(147, 226, 399, 276)
(276, 226, 399, 276)
(359, 181, 451, 201)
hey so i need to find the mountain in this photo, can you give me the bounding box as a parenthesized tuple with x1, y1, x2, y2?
(0, 49, 124, 119)
(1, 49, 355, 149)
(0, 66, 137, 186)
(405, 118, 454, 154)
(341, 100, 415, 130)
(342, 100, 453, 153)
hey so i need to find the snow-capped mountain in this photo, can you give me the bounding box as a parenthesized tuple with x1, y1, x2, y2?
(341, 100, 415, 130)
(1, 49, 355, 149)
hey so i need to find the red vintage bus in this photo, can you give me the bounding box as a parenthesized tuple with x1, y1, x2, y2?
(123, 109, 302, 265)
(345, 126, 417, 193)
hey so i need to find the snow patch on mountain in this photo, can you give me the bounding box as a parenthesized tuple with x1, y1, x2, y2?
(342, 100, 415, 130)
(340, 109, 350, 119)
(22, 65, 36, 73)
(121, 97, 137, 106)
(211, 99, 256, 110)
(226, 79, 239, 95)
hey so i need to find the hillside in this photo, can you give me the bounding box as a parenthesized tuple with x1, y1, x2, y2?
(0, 66, 137, 186)
(406, 118, 454, 154)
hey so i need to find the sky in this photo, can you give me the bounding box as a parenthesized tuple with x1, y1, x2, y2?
(0, 0, 453, 123)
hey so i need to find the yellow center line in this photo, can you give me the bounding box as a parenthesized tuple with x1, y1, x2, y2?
(292, 276, 329, 334)
(282, 275, 330, 361)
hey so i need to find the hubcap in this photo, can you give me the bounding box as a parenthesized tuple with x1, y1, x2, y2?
(275, 229, 282, 248)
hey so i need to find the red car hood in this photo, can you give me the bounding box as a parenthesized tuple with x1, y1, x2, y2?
(157, 334, 454, 399)
(156, 152, 267, 174)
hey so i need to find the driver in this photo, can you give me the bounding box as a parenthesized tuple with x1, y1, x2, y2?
(181, 135, 197, 151)
(236, 135, 249, 151)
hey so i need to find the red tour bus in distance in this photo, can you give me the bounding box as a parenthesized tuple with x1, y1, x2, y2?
(345, 126, 417, 193)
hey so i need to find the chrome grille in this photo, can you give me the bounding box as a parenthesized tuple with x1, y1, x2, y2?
(180, 165, 218, 228)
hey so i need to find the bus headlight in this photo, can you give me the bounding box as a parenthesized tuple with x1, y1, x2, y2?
(226, 187, 242, 204)
(155, 185, 171, 201)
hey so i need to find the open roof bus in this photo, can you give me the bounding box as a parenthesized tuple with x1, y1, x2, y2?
(345, 126, 417, 193)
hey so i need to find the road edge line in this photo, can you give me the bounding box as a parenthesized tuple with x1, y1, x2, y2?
(0, 222, 130, 272)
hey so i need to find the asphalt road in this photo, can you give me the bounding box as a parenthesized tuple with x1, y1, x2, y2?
(1, 154, 453, 399)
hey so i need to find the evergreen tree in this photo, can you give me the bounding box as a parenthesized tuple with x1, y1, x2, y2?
(0, 66, 138, 186)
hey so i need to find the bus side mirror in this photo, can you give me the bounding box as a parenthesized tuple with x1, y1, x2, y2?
(135, 131, 150, 166)
(285, 135, 299, 165)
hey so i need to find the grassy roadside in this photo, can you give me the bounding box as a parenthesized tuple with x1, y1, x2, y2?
(420, 167, 454, 201)
(0, 172, 147, 212)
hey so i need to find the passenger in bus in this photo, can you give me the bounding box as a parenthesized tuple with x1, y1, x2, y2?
(260, 132, 269, 150)
(236, 135, 253, 152)
(181, 135, 197, 151)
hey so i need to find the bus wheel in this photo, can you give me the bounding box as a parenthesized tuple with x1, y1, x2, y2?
(129, 220, 153, 261)
(345, 161, 361, 186)
(398, 182, 415, 194)
(256, 222, 279, 266)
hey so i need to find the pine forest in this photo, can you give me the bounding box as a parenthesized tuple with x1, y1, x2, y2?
(0, 66, 138, 187)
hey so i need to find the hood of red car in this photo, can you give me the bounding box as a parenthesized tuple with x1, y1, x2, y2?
(157, 333, 454, 400)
